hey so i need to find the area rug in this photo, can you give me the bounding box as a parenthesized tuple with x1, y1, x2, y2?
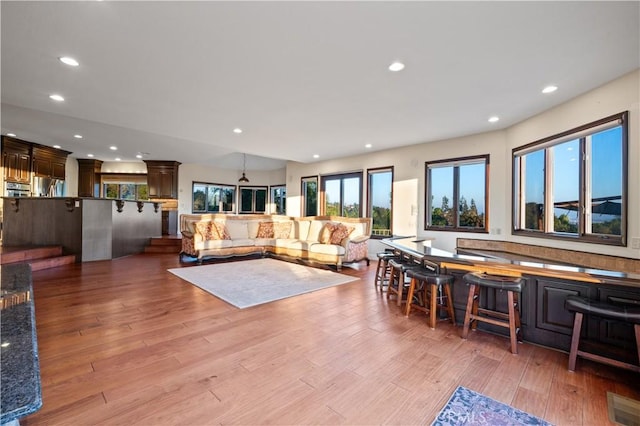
(432, 386, 552, 426)
(168, 258, 358, 309)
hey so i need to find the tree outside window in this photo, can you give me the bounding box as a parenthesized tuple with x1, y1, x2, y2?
(368, 167, 393, 237)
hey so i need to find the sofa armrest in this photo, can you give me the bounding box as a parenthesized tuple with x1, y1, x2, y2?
(343, 236, 370, 263)
(349, 235, 370, 244)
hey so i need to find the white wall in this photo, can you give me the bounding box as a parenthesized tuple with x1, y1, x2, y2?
(285, 69, 640, 259)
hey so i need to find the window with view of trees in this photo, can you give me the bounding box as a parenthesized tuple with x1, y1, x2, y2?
(102, 175, 148, 200)
(301, 176, 318, 216)
(425, 155, 488, 232)
(513, 112, 627, 245)
(270, 185, 286, 215)
(368, 167, 393, 237)
(192, 182, 236, 213)
(321, 172, 362, 218)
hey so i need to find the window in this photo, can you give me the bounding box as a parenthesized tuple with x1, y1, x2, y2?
(368, 167, 393, 237)
(513, 112, 627, 245)
(425, 155, 489, 232)
(270, 185, 286, 215)
(101, 175, 148, 200)
(321, 172, 362, 217)
(192, 182, 236, 213)
(301, 176, 318, 216)
(239, 186, 267, 214)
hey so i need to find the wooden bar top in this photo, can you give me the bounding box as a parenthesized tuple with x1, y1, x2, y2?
(381, 237, 640, 288)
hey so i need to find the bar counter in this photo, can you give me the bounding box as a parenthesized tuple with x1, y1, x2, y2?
(0, 264, 42, 425)
(382, 237, 640, 358)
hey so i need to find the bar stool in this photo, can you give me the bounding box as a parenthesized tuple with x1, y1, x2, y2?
(374, 252, 396, 293)
(405, 269, 456, 329)
(565, 295, 640, 373)
(461, 272, 523, 354)
(387, 259, 420, 308)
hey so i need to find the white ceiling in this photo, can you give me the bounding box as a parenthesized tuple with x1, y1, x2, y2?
(2, 1, 639, 171)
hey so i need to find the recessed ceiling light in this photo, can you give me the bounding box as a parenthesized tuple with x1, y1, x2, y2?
(365, 143, 372, 149)
(59, 56, 79, 67)
(542, 85, 558, 94)
(74, 134, 83, 139)
(115, 158, 121, 161)
(110, 146, 117, 150)
(49, 94, 65, 102)
(136, 154, 143, 159)
(53, 145, 61, 149)
(313, 154, 319, 159)
(233, 128, 243, 134)
(488, 116, 500, 123)
(388, 61, 405, 72)
(7, 133, 16, 137)
(87, 154, 94, 158)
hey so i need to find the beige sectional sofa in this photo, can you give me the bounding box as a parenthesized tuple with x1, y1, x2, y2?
(179, 214, 372, 270)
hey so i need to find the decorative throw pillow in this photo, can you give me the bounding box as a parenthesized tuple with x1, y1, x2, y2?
(195, 221, 219, 240)
(256, 222, 275, 238)
(329, 223, 354, 244)
(273, 222, 292, 239)
(213, 222, 231, 240)
(319, 222, 337, 244)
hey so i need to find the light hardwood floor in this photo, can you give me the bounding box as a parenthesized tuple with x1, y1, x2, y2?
(23, 253, 639, 425)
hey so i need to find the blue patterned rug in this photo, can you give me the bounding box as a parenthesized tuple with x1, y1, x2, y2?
(432, 386, 552, 425)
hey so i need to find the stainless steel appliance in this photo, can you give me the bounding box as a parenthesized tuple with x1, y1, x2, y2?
(5, 182, 31, 197)
(33, 177, 64, 197)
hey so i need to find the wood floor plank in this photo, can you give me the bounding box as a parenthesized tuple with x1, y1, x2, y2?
(19, 254, 637, 425)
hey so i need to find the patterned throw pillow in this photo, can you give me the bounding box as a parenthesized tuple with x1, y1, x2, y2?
(329, 223, 355, 245)
(195, 221, 219, 240)
(274, 222, 292, 239)
(213, 222, 231, 240)
(319, 222, 337, 244)
(256, 222, 275, 238)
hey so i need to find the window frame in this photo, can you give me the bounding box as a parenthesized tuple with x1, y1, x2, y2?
(424, 154, 490, 233)
(301, 175, 318, 217)
(320, 171, 363, 217)
(512, 111, 628, 246)
(269, 184, 287, 215)
(191, 181, 236, 214)
(238, 185, 268, 214)
(101, 173, 149, 200)
(367, 166, 394, 238)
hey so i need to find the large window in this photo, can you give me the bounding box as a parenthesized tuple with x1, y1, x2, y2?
(192, 182, 236, 213)
(321, 172, 362, 217)
(301, 176, 318, 216)
(270, 185, 286, 215)
(513, 112, 627, 245)
(368, 167, 393, 237)
(239, 186, 267, 214)
(425, 155, 489, 232)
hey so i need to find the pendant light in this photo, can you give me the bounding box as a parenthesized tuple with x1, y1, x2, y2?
(238, 153, 250, 183)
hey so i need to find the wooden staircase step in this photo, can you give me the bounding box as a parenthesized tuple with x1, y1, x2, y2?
(0, 246, 63, 265)
(144, 245, 181, 254)
(148, 236, 182, 246)
(28, 255, 77, 271)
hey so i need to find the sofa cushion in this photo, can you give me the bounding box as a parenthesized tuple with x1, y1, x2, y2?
(293, 220, 311, 240)
(202, 239, 233, 250)
(213, 222, 231, 240)
(277, 239, 315, 251)
(253, 238, 277, 246)
(319, 222, 337, 244)
(226, 221, 249, 239)
(309, 242, 346, 256)
(231, 238, 255, 247)
(195, 221, 219, 240)
(256, 222, 274, 238)
(329, 223, 354, 244)
(273, 221, 292, 238)
(307, 220, 329, 242)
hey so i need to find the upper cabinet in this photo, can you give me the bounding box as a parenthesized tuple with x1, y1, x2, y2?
(144, 160, 181, 199)
(2, 137, 31, 183)
(77, 159, 104, 197)
(32, 145, 70, 179)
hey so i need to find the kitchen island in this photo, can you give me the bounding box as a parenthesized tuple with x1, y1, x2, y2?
(2, 197, 161, 262)
(382, 237, 640, 363)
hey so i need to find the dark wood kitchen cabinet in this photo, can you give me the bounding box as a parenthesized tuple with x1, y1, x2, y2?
(77, 159, 104, 197)
(144, 160, 180, 199)
(2, 137, 31, 183)
(32, 145, 70, 179)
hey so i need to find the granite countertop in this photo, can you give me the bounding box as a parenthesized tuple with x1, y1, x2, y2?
(382, 237, 640, 287)
(0, 264, 42, 424)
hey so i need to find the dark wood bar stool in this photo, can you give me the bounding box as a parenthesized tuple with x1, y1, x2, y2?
(404, 269, 455, 329)
(461, 272, 523, 354)
(564, 295, 640, 373)
(387, 259, 420, 308)
(374, 252, 396, 293)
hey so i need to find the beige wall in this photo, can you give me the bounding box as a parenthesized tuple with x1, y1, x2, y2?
(285, 69, 640, 259)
